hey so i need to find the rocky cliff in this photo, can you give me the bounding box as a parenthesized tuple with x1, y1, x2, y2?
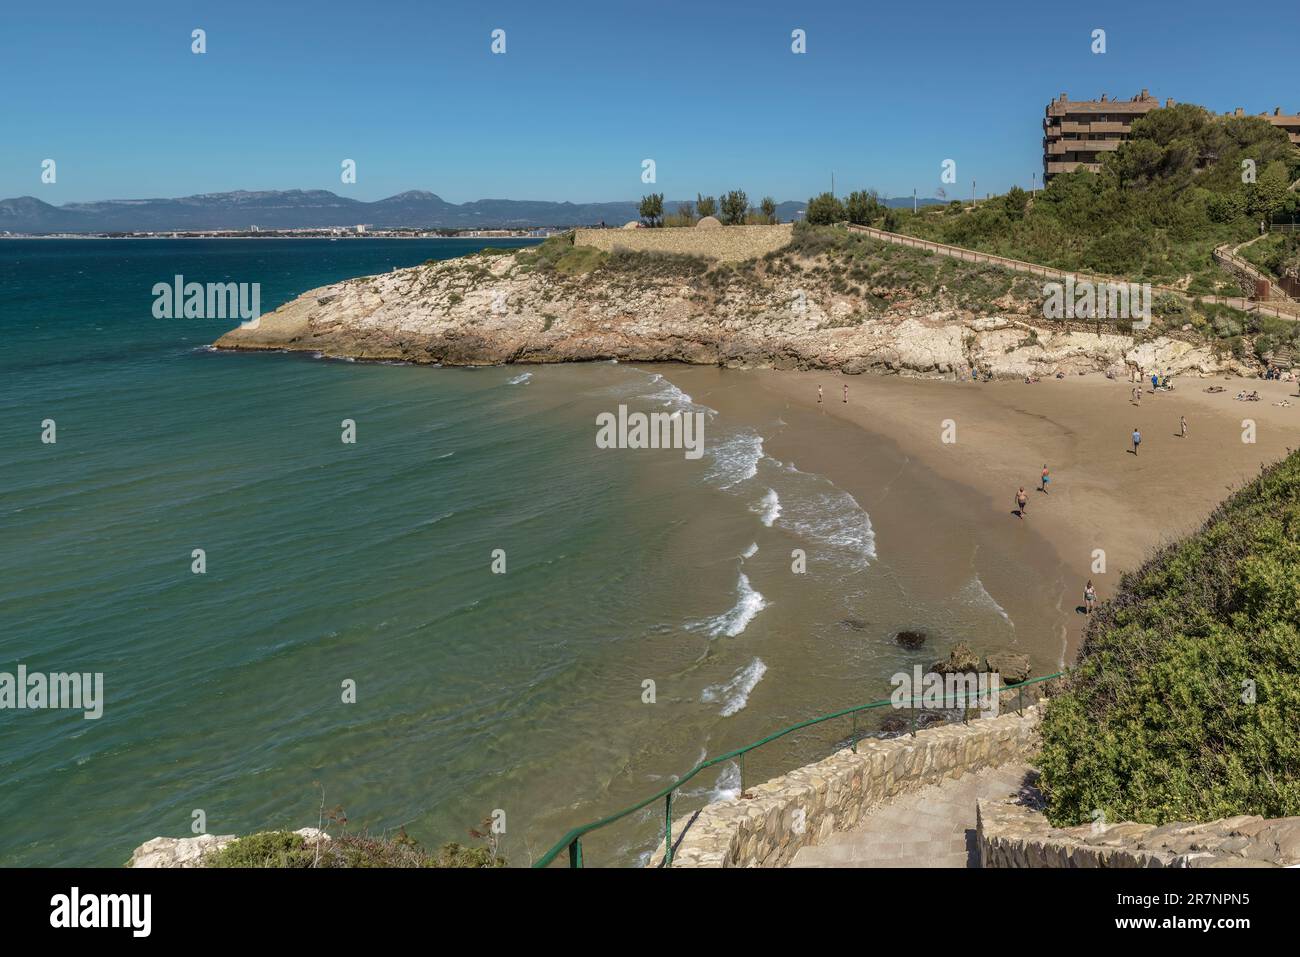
(214, 234, 1238, 379)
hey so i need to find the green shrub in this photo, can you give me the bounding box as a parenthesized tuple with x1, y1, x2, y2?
(1039, 451, 1300, 826)
(206, 830, 507, 868)
(805, 192, 846, 226)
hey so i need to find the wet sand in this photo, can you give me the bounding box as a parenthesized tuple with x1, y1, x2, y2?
(751, 370, 1300, 660)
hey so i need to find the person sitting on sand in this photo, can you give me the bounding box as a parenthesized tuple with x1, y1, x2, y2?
(1235, 390, 1248, 400)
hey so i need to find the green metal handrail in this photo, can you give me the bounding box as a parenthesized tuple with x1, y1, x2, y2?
(533, 671, 1064, 868)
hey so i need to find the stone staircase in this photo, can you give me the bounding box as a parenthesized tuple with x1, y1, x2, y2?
(789, 763, 1033, 868)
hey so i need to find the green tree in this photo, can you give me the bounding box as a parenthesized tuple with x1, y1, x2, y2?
(638, 193, 664, 227)
(695, 194, 717, 219)
(845, 189, 884, 225)
(804, 192, 846, 225)
(719, 190, 749, 225)
(1246, 161, 1292, 220)
(760, 196, 777, 224)
(1001, 186, 1029, 221)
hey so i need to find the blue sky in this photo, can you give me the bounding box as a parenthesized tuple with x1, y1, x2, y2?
(2, 0, 1297, 204)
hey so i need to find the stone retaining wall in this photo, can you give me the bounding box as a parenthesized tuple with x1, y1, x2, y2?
(978, 799, 1300, 867)
(649, 705, 1043, 868)
(573, 223, 792, 263)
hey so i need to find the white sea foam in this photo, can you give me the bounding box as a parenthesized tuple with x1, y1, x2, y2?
(696, 572, 767, 638)
(773, 466, 877, 568)
(741, 542, 759, 559)
(751, 488, 781, 527)
(507, 372, 532, 385)
(708, 761, 742, 802)
(704, 432, 764, 489)
(959, 574, 1014, 626)
(701, 657, 768, 717)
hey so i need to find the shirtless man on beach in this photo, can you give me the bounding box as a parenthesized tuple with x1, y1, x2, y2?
(1180, 415, 1187, 438)
(1016, 487, 1028, 518)
(817, 385, 822, 404)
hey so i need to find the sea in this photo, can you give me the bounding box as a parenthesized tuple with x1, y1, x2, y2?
(0, 238, 1063, 867)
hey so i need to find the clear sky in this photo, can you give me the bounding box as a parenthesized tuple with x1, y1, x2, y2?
(3, 0, 1297, 204)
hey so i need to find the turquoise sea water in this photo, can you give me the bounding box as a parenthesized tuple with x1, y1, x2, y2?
(0, 239, 1055, 867)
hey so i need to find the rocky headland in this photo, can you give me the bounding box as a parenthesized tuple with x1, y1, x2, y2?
(214, 228, 1250, 379)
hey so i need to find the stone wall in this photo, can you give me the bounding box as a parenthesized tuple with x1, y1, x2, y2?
(978, 799, 1300, 867)
(574, 223, 792, 263)
(648, 705, 1043, 868)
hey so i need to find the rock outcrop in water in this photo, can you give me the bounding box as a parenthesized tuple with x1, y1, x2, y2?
(214, 235, 1242, 379)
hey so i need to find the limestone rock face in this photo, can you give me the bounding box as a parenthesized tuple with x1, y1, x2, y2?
(985, 653, 1032, 684)
(933, 641, 980, 674)
(128, 833, 237, 868)
(213, 246, 1237, 381)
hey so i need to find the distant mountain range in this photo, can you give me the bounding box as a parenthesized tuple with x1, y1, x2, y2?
(0, 190, 944, 234)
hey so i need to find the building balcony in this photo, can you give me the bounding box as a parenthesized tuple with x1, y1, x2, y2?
(1045, 160, 1102, 176)
(1047, 138, 1125, 156)
(1058, 120, 1133, 135)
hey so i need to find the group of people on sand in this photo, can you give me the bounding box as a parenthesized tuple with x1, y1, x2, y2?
(1010, 468, 1098, 615)
(1014, 464, 1051, 519)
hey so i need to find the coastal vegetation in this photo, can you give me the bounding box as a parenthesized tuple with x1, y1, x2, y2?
(892, 104, 1300, 285)
(205, 829, 506, 868)
(1239, 231, 1300, 284)
(1038, 450, 1300, 826)
(203, 805, 507, 868)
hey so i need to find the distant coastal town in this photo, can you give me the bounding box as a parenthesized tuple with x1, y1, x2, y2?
(0, 225, 565, 240)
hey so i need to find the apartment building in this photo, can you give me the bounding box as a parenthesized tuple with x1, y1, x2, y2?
(1043, 92, 1300, 182)
(1042, 90, 1165, 181)
(1232, 107, 1300, 147)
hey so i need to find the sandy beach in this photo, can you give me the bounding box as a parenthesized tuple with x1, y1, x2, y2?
(758, 370, 1300, 659)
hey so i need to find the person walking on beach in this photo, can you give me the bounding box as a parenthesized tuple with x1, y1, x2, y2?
(1016, 487, 1028, 518)
(842, 384, 847, 404)
(818, 385, 822, 404)
(1132, 427, 1142, 455)
(1040, 465, 1050, 494)
(1084, 579, 1097, 615)
(1180, 414, 1187, 438)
